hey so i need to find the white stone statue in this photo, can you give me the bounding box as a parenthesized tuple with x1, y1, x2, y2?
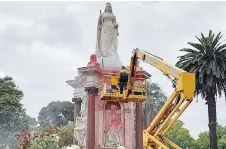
(95, 2, 119, 58)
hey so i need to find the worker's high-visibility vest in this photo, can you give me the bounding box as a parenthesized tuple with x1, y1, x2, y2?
(120, 69, 128, 74)
(118, 69, 128, 78)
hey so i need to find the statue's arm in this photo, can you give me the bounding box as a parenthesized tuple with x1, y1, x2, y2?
(113, 16, 118, 29)
(113, 16, 119, 36)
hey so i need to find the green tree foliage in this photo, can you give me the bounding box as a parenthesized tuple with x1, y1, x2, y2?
(0, 76, 23, 124)
(143, 82, 167, 128)
(166, 120, 195, 149)
(18, 123, 74, 149)
(194, 131, 210, 149)
(176, 30, 226, 149)
(0, 76, 38, 149)
(38, 101, 74, 127)
(165, 122, 226, 149)
(0, 76, 24, 148)
(219, 135, 226, 149)
(24, 115, 40, 132)
(194, 125, 226, 149)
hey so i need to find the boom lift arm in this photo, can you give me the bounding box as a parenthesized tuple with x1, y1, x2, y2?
(126, 48, 196, 149)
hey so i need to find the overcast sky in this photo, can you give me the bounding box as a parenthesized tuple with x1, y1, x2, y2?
(1, 1, 226, 138)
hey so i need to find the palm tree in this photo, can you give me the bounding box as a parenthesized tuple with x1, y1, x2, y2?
(175, 30, 226, 149)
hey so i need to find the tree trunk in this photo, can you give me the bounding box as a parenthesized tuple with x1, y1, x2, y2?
(206, 91, 218, 149)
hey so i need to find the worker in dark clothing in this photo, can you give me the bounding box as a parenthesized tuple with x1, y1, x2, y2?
(118, 66, 129, 94)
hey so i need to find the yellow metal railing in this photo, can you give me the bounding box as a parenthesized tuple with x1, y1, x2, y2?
(100, 75, 148, 102)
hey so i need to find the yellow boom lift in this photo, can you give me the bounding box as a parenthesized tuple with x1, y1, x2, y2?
(100, 48, 196, 149)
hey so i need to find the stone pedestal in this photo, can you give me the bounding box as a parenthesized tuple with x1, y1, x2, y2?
(66, 54, 151, 149)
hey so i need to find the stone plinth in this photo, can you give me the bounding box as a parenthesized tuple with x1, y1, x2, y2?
(66, 54, 151, 149)
(97, 56, 123, 69)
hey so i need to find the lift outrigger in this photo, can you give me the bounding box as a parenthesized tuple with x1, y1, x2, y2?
(100, 48, 196, 149)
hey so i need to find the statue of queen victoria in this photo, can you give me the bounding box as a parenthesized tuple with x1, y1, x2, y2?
(95, 2, 120, 58)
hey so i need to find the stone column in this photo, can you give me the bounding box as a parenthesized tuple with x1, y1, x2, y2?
(72, 97, 82, 121)
(85, 87, 98, 149)
(72, 97, 82, 145)
(135, 102, 143, 149)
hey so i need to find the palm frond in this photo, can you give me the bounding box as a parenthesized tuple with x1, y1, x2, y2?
(179, 48, 199, 53)
(176, 30, 226, 99)
(215, 44, 226, 53)
(211, 31, 222, 49)
(187, 43, 204, 53)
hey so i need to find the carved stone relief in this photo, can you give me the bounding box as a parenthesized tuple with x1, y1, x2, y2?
(105, 104, 122, 148)
(74, 93, 88, 148)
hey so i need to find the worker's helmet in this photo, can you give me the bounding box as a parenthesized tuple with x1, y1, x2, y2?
(121, 66, 126, 69)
